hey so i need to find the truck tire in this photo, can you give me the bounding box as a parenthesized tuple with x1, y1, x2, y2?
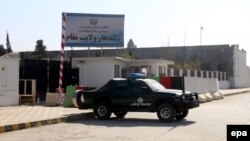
(76, 91, 85, 109)
(94, 102, 112, 120)
(176, 109, 189, 120)
(157, 103, 176, 122)
(113, 111, 127, 118)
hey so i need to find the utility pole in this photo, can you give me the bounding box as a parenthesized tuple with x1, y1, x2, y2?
(200, 26, 203, 45)
(200, 26, 204, 70)
(182, 32, 186, 93)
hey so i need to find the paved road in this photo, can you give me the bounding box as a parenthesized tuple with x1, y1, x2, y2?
(1, 93, 250, 141)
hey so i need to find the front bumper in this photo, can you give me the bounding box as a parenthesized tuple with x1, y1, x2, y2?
(176, 92, 200, 109)
(181, 99, 199, 109)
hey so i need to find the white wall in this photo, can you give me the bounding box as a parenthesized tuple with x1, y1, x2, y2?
(219, 81, 230, 89)
(0, 54, 19, 106)
(231, 48, 250, 88)
(184, 77, 219, 93)
(76, 58, 125, 88)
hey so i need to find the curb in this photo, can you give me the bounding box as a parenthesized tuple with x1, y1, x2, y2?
(0, 112, 94, 134)
(222, 90, 250, 97)
(198, 90, 249, 104)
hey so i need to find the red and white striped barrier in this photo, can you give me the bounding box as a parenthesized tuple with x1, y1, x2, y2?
(58, 13, 66, 97)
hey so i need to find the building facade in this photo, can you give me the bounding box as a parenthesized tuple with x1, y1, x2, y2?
(22, 44, 250, 88)
(72, 57, 174, 88)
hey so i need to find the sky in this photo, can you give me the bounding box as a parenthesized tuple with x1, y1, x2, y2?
(0, 0, 250, 64)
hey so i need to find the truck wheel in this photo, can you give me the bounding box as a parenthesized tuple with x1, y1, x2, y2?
(94, 102, 112, 120)
(113, 111, 127, 118)
(176, 109, 189, 120)
(157, 103, 176, 122)
(76, 91, 85, 109)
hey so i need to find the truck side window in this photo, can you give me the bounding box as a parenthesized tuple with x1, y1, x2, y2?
(98, 81, 112, 91)
(131, 82, 147, 92)
(115, 81, 128, 91)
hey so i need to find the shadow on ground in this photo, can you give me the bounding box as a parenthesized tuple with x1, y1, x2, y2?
(67, 112, 196, 128)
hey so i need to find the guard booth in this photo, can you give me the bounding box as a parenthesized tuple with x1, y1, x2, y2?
(0, 53, 19, 106)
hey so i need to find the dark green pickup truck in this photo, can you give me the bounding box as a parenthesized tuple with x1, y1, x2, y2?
(76, 77, 199, 122)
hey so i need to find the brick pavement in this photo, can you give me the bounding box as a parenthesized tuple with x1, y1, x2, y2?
(0, 105, 93, 133)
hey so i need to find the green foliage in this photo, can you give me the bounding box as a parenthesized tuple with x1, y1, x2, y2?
(148, 74, 160, 82)
(31, 40, 47, 59)
(171, 59, 201, 70)
(117, 50, 134, 59)
(127, 39, 137, 48)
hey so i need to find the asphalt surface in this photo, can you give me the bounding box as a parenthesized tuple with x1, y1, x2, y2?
(0, 92, 250, 141)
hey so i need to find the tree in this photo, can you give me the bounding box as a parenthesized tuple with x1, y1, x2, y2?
(171, 59, 201, 70)
(118, 51, 134, 59)
(6, 32, 13, 53)
(32, 40, 47, 59)
(0, 45, 5, 56)
(127, 39, 137, 48)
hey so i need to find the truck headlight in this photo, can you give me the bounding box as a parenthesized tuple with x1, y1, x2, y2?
(181, 95, 186, 100)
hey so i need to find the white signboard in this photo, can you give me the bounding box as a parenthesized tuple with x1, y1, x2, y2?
(64, 13, 124, 47)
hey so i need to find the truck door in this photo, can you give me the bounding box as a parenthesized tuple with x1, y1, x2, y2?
(130, 81, 152, 110)
(111, 80, 132, 109)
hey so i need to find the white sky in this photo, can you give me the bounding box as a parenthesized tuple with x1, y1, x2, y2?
(0, 0, 250, 64)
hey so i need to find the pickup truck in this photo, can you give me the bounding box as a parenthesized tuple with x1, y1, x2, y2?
(76, 75, 199, 122)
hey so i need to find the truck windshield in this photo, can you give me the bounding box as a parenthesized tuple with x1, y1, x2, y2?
(143, 79, 166, 92)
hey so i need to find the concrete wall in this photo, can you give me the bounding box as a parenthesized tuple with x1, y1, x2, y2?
(184, 77, 219, 93)
(219, 81, 230, 89)
(75, 58, 125, 88)
(0, 53, 19, 106)
(170, 68, 230, 92)
(231, 47, 250, 87)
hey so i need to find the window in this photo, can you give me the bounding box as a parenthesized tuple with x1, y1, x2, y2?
(130, 66, 140, 73)
(129, 66, 151, 76)
(98, 80, 112, 91)
(159, 66, 166, 76)
(141, 66, 151, 76)
(114, 65, 120, 78)
(190, 70, 195, 77)
(115, 81, 128, 91)
(0, 65, 7, 87)
(131, 82, 148, 93)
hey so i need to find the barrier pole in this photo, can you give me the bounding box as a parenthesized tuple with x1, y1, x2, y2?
(58, 13, 66, 98)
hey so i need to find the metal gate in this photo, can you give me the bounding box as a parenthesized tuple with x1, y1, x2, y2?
(20, 59, 79, 101)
